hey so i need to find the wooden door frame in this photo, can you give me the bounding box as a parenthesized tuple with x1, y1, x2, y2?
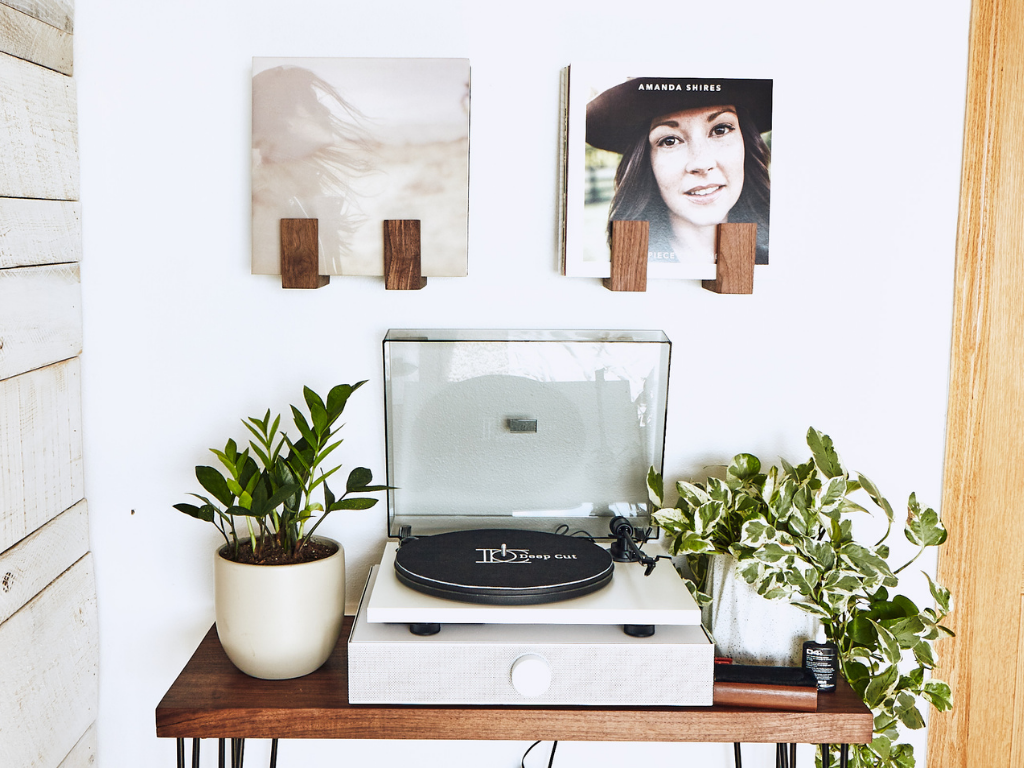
(928, 1, 1024, 765)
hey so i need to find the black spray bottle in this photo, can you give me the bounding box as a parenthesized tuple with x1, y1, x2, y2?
(802, 626, 839, 692)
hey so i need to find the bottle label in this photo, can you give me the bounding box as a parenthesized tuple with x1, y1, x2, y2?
(803, 645, 838, 691)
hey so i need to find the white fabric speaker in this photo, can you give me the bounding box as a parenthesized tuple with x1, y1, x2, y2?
(349, 568, 714, 706)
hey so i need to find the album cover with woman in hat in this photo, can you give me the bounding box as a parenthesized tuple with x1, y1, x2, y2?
(559, 65, 772, 279)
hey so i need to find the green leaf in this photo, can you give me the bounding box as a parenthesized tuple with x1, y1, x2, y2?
(290, 406, 318, 449)
(695, 500, 726, 536)
(841, 543, 897, 586)
(647, 467, 664, 508)
(225, 504, 264, 518)
(728, 453, 761, 482)
(923, 572, 952, 613)
(347, 467, 373, 492)
(196, 466, 233, 507)
(868, 599, 908, 622)
(740, 518, 774, 547)
(913, 640, 937, 668)
(819, 476, 847, 513)
(326, 381, 365, 418)
(756, 542, 793, 564)
(210, 447, 233, 473)
(844, 660, 872, 697)
(792, 601, 832, 619)
(892, 594, 920, 617)
(248, 477, 269, 515)
(736, 559, 763, 584)
(849, 614, 878, 646)
(923, 680, 953, 711)
(894, 691, 926, 729)
(174, 503, 215, 523)
(891, 743, 916, 768)
(303, 385, 327, 421)
(864, 664, 900, 708)
(857, 472, 895, 524)
(884, 615, 927, 648)
(805, 541, 837, 571)
(869, 618, 903, 665)
(806, 427, 844, 478)
(904, 502, 947, 547)
(706, 477, 730, 503)
(676, 480, 710, 510)
(329, 497, 378, 511)
(668, 532, 716, 555)
(653, 508, 684, 531)
(870, 735, 893, 761)
(264, 483, 300, 512)
(681, 579, 712, 608)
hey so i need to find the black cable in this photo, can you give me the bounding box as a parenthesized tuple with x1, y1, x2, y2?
(522, 740, 541, 767)
(521, 740, 559, 768)
(553, 524, 595, 541)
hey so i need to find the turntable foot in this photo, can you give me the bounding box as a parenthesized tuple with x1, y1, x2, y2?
(623, 624, 656, 637)
(409, 623, 441, 636)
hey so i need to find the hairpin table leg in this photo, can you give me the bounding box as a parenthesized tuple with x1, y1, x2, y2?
(176, 738, 184, 768)
(821, 744, 831, 768)
(270, 739, 279, 768)
(734, 742, 743, 767)
(840, 744, 849, 767)
(232, 738, 245, 768)
(192, 739, 200, 768)
(219, 739, 226, 768)
(791, 743, 798, 767)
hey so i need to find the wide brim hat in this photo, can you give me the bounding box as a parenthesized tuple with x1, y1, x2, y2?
(586, 77, 772, 154)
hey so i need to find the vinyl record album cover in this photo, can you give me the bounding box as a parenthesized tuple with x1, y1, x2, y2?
(560, 64, 772, 279)
(252, 57, 470, 277)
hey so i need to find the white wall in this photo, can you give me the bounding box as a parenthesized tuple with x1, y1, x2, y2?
(75, 1, 971, 766)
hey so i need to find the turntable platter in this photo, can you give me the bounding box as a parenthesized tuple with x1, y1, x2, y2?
(394, 529, 614, 605)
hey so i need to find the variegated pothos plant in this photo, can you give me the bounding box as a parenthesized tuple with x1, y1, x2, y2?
(651, 428, 952, 768)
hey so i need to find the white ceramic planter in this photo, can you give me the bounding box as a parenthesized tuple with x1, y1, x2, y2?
(702, 554, 818, 666)
(214, 537, 345, 680)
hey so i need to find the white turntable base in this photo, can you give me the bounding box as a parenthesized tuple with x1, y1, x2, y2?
(349, 566, 714, 706)
(367, 539, 702, 625)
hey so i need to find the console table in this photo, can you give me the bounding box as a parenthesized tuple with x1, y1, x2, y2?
(156, 620, 873, 768)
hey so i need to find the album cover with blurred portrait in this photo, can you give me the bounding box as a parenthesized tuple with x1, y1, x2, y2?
(252, 57, 470, 277)
(560, 64, 772, 279)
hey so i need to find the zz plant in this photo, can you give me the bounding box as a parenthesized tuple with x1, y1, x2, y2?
(175, 382, 386, 563)
(651, 428, 953, 768)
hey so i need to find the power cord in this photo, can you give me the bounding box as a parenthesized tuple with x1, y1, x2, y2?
(520, 740, 558, 768)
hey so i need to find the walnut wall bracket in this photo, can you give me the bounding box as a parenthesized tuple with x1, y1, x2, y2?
(384, 220, 427, 290)
(604, 220, 649, 292)
(280, 219, 329, 289)
(278, 218, 429, 290)
(603, 220, 756, 294)
(703, 222, 756, 295)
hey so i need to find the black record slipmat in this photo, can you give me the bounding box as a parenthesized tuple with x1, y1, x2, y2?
(394, 529, 614, 605)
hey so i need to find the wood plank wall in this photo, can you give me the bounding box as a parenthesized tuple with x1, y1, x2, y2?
(928, 0, 1024, 766)
(0, 2, 98, 767)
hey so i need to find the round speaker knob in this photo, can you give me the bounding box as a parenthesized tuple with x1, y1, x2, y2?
(510, 654, 552, 698)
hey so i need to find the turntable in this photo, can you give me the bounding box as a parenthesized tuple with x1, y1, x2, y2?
(348, 330, 713, 706)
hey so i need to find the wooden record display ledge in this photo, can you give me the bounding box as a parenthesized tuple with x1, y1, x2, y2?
(605, 220, 757, 294)
(156, 620, 872, 766)
(280, 218, 426, 290)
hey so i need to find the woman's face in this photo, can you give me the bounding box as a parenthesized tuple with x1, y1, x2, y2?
(647, 105, 745, 230)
